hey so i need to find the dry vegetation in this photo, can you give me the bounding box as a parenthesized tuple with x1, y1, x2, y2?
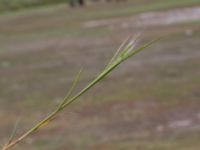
(0, 0, 200, 149)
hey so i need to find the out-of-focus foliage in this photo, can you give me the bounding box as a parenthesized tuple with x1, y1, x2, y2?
(0, 0, 68, 12)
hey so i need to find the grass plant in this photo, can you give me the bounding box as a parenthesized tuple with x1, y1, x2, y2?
(1, 36, 159, 150)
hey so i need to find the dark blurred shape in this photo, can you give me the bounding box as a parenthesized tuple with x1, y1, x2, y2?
(68, 0, 85, 7)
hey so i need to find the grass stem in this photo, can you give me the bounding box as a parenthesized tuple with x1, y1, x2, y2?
(1, 37, 159, 150)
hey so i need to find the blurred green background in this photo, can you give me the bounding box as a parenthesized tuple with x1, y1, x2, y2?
(0, 0, 200, 150)
(0, 0, 67, 12)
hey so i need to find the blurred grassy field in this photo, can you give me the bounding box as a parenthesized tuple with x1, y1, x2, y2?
(0, 0, 200, 150)
(0, 0, 67, 12)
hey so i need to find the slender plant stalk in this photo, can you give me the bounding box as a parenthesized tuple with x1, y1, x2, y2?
(1, 37, 159, 150)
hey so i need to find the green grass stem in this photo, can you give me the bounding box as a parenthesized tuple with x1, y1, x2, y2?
(1, 37, 159, 150)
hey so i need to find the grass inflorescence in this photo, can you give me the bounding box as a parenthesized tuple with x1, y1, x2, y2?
(1, 36, 159, 150)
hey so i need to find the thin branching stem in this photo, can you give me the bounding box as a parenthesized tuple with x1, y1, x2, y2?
(1, 37, 159, 150)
